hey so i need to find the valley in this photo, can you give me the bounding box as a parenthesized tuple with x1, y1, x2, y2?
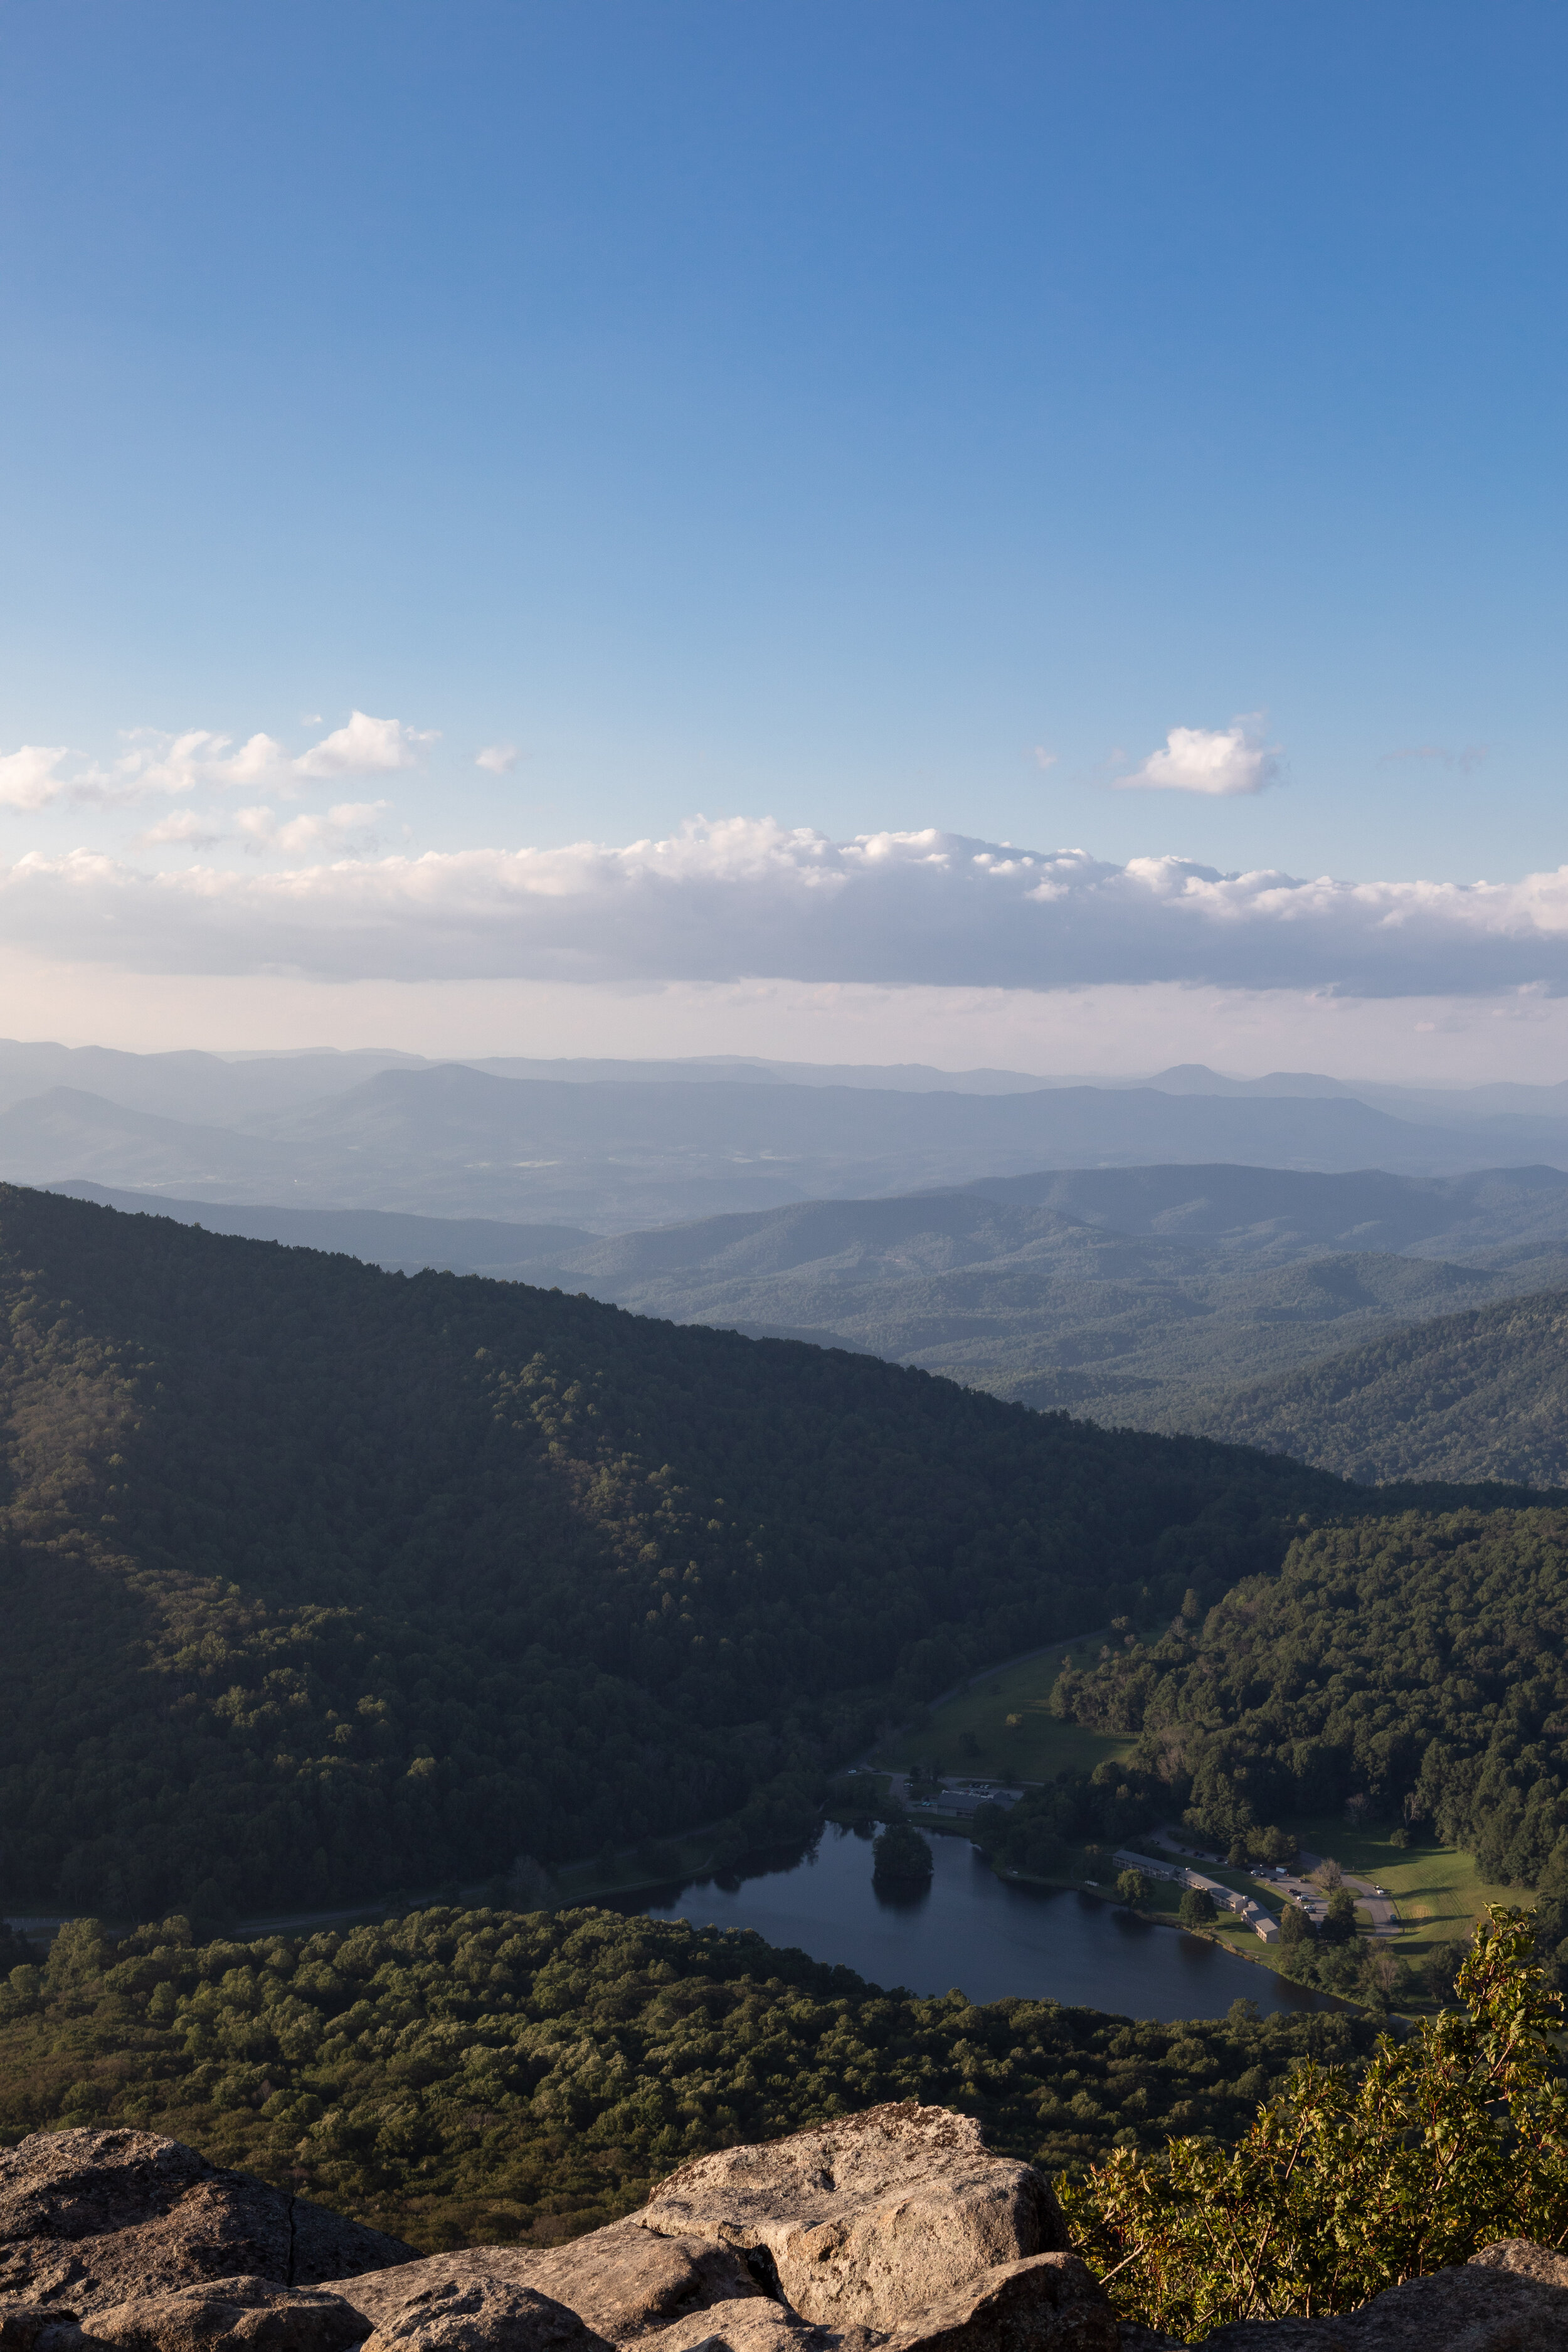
(6, 1102, 1568, 2289)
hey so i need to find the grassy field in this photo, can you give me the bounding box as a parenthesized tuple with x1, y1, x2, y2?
(869, 1636, 1136, 1782)
(1288, 1816, 1518, 1961)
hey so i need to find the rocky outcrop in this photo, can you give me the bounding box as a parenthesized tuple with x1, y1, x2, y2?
(0, 2132, 412, 2314)
(5, 2116, 1568, 2352)
(636, 2105, 1067, 2333)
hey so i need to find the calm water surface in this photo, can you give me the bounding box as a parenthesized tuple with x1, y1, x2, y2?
(627, 1824, 1337, 2021)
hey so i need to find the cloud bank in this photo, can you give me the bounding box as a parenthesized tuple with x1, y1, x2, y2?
(4, 817, 1568, 998)
(1113, 716, 1279, 796)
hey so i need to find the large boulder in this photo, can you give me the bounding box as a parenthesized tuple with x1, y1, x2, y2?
(636, 2105, 1068, 2334)
(0, 2134, 412, 2314)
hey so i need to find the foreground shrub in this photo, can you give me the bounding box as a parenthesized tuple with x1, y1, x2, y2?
(1066, 1906, 1568, 2336)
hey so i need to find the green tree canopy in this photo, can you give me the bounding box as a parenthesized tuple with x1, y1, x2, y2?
(0, 1902, 1372, 2248)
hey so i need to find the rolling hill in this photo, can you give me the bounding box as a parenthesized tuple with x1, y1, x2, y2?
(1056, 1503, 1568, 1891)
(1159, 1286, 1568, 1486)
(51, 1163, 1568, 1430)
(0, 1184, 1369, 1921)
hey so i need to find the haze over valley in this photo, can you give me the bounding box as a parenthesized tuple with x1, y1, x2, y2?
(13, 1044, 1568, 1228)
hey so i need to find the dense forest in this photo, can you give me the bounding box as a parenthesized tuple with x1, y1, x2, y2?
(0, 1902, 1374, 2249)
(0, 1185, 1380, 1918)
(530, 1193, 1565, 1433)
(1157, 1285, 1568, 1485)
(1051, 1508, 1568, 1946)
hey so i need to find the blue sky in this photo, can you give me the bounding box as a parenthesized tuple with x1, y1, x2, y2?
(1, 1, 1565, 1069)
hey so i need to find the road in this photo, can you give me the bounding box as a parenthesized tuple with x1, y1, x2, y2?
(1296, 1846, 1402, 1938)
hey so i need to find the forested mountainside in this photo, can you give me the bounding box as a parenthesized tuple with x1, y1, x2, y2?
(1157, 1286, 1568, 1486)
(63, 1166, 1568, 1438)
(1053, 1508, 1568, 1897)
(534, 1209, 1556, 1424)
(0, 1904, 1373, 2247)
(0, 1187, 1370, 1919)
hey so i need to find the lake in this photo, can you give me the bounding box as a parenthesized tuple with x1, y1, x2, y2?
(623, 1821, 1340, 2021)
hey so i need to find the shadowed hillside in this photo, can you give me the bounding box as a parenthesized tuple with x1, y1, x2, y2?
(0, 1187, 1368, 1920)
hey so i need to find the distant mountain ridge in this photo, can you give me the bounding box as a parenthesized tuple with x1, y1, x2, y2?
(0, 1036, 1567, 1232)
(5, 1034, 1568, 1120)
(14, 1061, 1568, 1229)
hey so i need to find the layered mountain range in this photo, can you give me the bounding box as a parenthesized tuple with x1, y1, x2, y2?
(58, 1160, 1568, 1473)
(7, 1044, 1568, 1228)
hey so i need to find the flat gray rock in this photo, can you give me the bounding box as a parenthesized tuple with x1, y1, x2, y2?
(78, 2275, 368, 2352)
(340, 2227, 759, 2350)
(1470, 2237, 1568, 2289)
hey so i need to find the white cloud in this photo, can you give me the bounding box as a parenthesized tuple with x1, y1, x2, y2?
(0, 746, 71, 810)
(235, 800, 389, 856)
(476, 741, 521, 775)
(1113, 716, 1280, 796)
(1031, 746, 1058, 772)
(5, 815, 1568, 999)
(294, 711, 437, 781)
(109, 729, 292, 800)
(135, 810, 229, 849)
(0, 711, 435, 812)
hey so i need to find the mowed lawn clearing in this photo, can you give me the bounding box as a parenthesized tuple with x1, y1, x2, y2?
(1287, 1815, 1517, 1962)
(871, 1637, 1137, 1783)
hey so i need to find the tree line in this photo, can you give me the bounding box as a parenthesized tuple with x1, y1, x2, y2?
(0, 1898, 1373, 2250)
